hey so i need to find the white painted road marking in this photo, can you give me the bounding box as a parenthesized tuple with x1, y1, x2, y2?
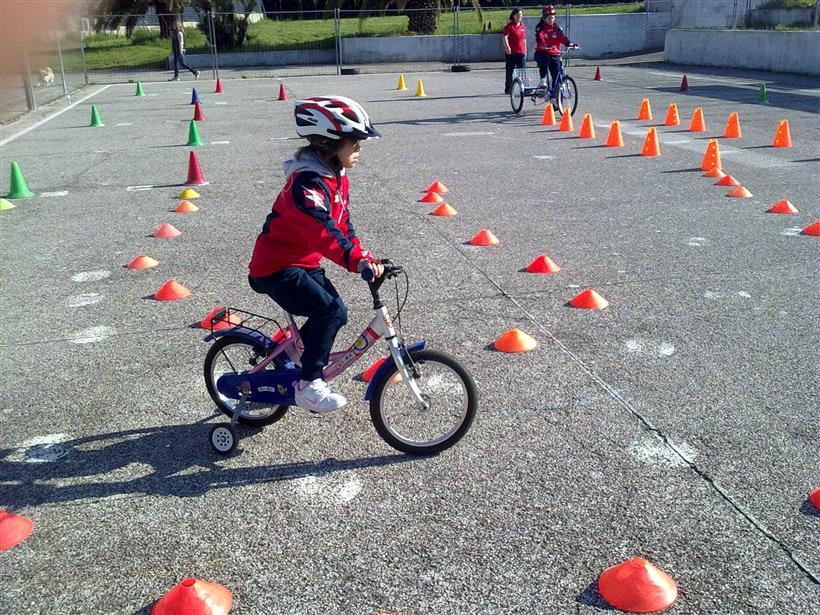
(69, 326, 115, 344)
(40, 191, 69, 197)
(443, 131, 494, 137)
(67, 293, 103, 307)
(126, 185, 155, 192)
(211, 140, 230, 145)
(116, 122, 134, 126)
(71, 270, 111, 282)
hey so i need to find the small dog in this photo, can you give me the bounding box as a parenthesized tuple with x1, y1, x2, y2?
(37, 67, 55, 87)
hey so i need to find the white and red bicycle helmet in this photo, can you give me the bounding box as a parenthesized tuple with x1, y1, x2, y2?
(294, 96, 381, 141)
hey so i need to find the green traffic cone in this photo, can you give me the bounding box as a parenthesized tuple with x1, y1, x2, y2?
(135, 81, 145, 96)
(90, 105, 104, 127)
(0, 198, 16, 211)
(186, 119, 204, 146)
(7, 162, 33, 198)
(756, 83, 769, 104)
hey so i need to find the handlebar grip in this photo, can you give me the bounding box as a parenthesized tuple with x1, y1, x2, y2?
(361, 268, 375, 282)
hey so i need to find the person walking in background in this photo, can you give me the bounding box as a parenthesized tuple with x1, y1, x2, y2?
(169, 20, 200, 81)
(502, 8, 526, 95)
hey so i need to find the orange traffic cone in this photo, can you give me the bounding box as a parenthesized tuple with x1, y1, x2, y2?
(425, 180, 449, 194)
(715, 174, 739, 187)
(663, 103, 680, 127)
(680, 74, 688, 92)
(810, 488, 820, 508)
(723, 112, 741, 138)
(700, 139, 721, 171)
(558, 111, 573, 132)
(767, 199, 798, 214)
(525, 254, 560, 274)
(772, 119, 792, 147)
(153, 223, 181, 238)
(430, 202, 457, 216)
(418, 191, 443, 204)
(468, 229, 499, 246)
(175, 200, 199, 213)
(0, 510, 34, 551)
(593, 66, 602, 81)
(688, 107, 706, 132)
(727, 185, 753, 198)
(127, 255, 159, 270)
(151, 578, 233, 615)
(641, 128, 660, 157)
(154, 280, 191, 301)
(579, 113, 595, 139)
(800, 221, 820, 236)
(637, 98, 652, 121)
(493, 328, 537, 353)
(598, 557, 678, 613)
(278, 83, 287, 101)
(541, 104, 556, 126)
(569, 288, 608, 309)
(193, 101, 206, 121)
(605, 121, 624, 147)
(199, 306, 241, 330)
(185, 150, 209, 186)
(703, 167, 725, 179)
(214, 78, 224, 93)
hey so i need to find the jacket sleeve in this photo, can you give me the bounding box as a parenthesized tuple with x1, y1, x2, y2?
(291, 173, 372, 272)
(557, 26, 570, 47)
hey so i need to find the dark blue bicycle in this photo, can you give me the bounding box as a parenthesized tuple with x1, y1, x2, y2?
(510, 46, 579, 117)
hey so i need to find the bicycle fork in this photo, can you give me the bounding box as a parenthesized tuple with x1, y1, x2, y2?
(386, 337, 430, 411)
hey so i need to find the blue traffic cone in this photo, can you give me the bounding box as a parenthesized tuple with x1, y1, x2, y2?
(191, 88, 200, 105)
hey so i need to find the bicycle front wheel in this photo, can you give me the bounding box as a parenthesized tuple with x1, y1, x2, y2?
(556, 75, 578, 117)
(510, 78, 524, 114)
(370, 350, 477, 456)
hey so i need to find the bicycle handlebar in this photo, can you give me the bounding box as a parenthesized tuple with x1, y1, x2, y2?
(361, 259, 404, 282)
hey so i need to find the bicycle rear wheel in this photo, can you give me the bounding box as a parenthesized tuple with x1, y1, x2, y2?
(510, 78, 524, 114)
(556, 75, 578, 117)
(370, 350, 477, 456)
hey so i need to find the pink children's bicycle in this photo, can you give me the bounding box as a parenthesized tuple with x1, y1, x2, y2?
(203, 261, 477, 456)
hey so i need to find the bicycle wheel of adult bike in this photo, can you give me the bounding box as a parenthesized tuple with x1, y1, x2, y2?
(556, 76, 578, 117)
(203, 335, 289, 426)
(370, 349, 477, 455)
(510, 78, 525, 114)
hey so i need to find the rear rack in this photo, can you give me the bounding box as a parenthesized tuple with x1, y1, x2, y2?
(209, 307, 290, 343)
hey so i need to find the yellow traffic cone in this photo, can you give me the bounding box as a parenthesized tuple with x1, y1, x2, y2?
(415, 79, 427, 97)
(397, 74, 407, 91)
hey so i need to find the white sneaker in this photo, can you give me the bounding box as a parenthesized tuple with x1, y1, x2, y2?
(195, 71, 200, 80)
(539, 77, 548, 88)
(294, 379, 346, 414)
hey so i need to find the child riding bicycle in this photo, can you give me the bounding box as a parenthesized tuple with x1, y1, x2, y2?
(248, 96, 384, 414)
(534, 5, 578, 98)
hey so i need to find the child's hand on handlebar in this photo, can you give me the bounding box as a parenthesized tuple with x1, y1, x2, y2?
(358, 259, 384, 279)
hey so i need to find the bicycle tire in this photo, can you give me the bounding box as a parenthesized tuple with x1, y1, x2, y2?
(370, 349, 478, 456)
(556, 75, 578, 117)
(510, 78, 524, 114)
(204, 335, 289, 426)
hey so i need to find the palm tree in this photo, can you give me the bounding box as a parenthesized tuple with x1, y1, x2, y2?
(90, 0, 184, 38)
(189, 1, 257, 49)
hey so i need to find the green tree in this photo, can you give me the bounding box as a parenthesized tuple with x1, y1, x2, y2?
(328, 0, 481, 36)
(90, 0, 184, 38)
(190, 1, 257, 50)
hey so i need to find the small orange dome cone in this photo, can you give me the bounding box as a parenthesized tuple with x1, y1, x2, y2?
(361, 358, 387, 382)
(641, 128, 660, 157)
(767, 199, 798, 214)
(215, 79, 224, 93)
(541, 104, 556, 126)
(0, 510, 34, 551)
(493, 328, 537, 353)
(605, 121, 624, 148)
(800, 221, 820, 236)
(199, 306, 241, 330)
(703, 167, 725, 179)
(663, 103, 680, 127)
(153, 223, 181, 238)
(598, 557, 678, 613)
(700, 139, 721, 171)
(127, 255, 159, 270)
(558, 111, 573, 132)
(175, 200, 199, 213)
(419, 191, 443, 203)
(715, 174, 739, 187)
(468, 229, 499, 246)
(579, 113, 595, 139)
(569, 288, 609, 309)
(637, 98, 652, 121)
(151, 578, 233, 615)
(772, 119, 792, 147)
(723, 112, 741, 138)
(154, 280, 191, 301)
(809, 488, 820, 508)
(525, 254, 560, 274)
(430, 202, 457, 216)
(425, 180, 449, 194)
(727, 185, 753, 198)
(688, 106, 706, 132)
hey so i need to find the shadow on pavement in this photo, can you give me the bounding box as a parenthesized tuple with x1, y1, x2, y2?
(576, 580, 615, 610)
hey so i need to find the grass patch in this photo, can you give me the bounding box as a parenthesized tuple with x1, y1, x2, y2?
(757, 0, 816, 8)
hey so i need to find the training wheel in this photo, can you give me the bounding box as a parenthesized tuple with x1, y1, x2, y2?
(209, 423, 237, 454)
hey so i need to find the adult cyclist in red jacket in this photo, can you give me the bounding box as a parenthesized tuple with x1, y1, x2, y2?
(534, 5, 578, 97)
(249, 96, 383, 414)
